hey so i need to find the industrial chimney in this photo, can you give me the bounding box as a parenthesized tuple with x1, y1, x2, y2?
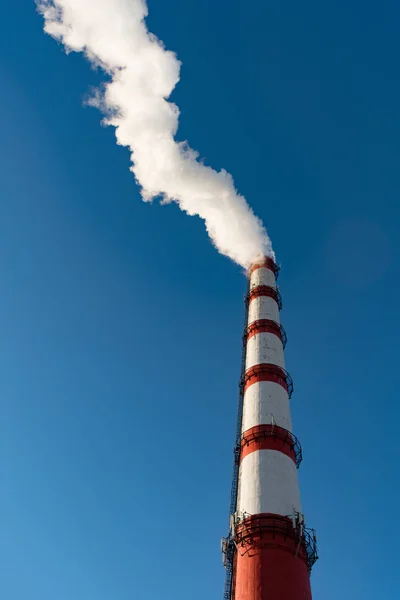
(222, 256, 318, 600)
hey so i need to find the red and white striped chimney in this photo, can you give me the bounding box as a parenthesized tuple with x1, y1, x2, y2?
(222, 256, 317, 600)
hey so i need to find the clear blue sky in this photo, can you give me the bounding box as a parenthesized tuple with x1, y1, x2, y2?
(1, 1, 399, 598)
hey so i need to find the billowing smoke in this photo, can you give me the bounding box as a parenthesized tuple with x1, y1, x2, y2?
(36, 0, 274, 268)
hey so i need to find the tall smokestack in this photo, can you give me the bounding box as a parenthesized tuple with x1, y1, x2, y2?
(222, 257, 318, 600)
(35, 4, 317, 593)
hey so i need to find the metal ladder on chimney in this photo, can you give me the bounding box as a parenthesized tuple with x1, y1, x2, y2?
(222, 281, 249, 600)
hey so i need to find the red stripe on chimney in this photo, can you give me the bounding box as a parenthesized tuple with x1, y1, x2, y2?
(248, 257, 278, 278)
(244, 363, 292, 395)
(240, 424, 298, 464)
(248, 285, 282, 308)
(234, 514, 312, 600)
(246, 319, 283, 342)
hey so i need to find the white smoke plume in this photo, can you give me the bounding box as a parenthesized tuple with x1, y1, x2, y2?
(36, 0, 274, 268)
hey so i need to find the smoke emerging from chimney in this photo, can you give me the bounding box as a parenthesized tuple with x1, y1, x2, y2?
(36, 0, 274, 268)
